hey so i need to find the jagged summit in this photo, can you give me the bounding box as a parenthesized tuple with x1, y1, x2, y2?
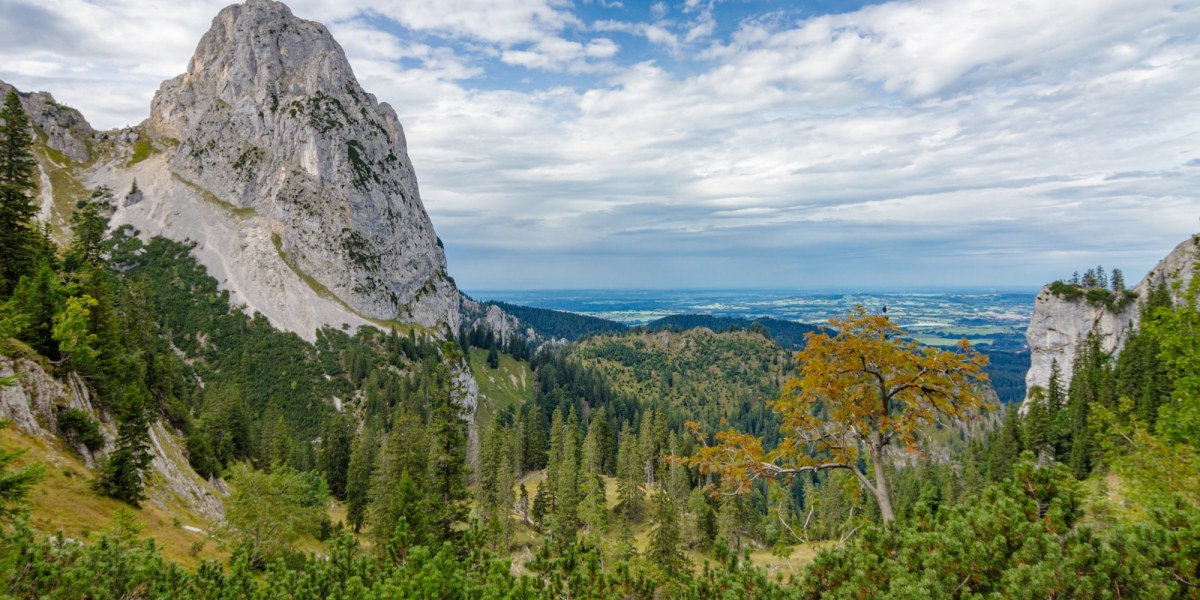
(141, 0, 459, 331)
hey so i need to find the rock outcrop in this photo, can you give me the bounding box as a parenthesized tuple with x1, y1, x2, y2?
(0, 81, 93, 164)
(140, 0, 458, 333)
(1023, 235, 1198, 407)
(0, 355, 224, 521)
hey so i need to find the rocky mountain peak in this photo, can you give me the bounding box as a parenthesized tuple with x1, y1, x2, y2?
(145, 0, 459, 331)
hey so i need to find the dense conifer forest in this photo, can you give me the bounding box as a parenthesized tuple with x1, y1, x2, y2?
(1, 83, 1199, 598)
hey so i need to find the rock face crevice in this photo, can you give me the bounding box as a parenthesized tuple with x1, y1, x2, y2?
(148, 0, 458, 331)
(1023, 235, 1198, 407)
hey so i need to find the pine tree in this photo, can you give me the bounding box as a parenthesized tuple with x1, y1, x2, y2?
(0, 419, 43, 523)
(616, 421, 643, 523)
(371, 411, 430, 546)
(9, 261, 64, 358)
(345, 427, 375, 533)
(1065, 332, 1115, 478)
(551, 412, 580, 542)
(716, 495, 747, 559)
(578, 417, 608, 535)
(1023, 387, 1052, 459)
(94, 390, 155, 506)
(319, 413, 354, 499)
(647, 491, 686, 576)
(638, 407, 661, 487)
(685, 487, 715, 550)
(0, 90, 37, 295)
(425, 343, 470, 541)
(1117, 284, 1173, 429)
(1110, 268, 1125, 292)
(542, 408, 565, 518)
(988, 406, 1024, 482)
(477, 419, 515, 551)
(63, 187, 115, 273)
(666, 433, 691, 503)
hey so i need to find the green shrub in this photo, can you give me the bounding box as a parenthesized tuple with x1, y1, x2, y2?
(57, 407, 104, 452)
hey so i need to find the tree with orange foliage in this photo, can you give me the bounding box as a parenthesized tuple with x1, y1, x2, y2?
(685, 305, 990, 523)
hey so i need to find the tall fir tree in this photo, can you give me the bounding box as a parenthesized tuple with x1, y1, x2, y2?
(1117, 283, 1173, 429)
(344, 427, 375, 533)
(1066, 332, 1115, 478)
(648, 491, 687, 576)
(551, 412, 580, 542)
(318, 413, 354, 499)
(371, 411, 430, 546)
(424, 343, 470, 541)
(93, 389, 155, 506)
(578, 416, 608, 536)
(0, 90, 37, 295)
(616, 421, 643, 523)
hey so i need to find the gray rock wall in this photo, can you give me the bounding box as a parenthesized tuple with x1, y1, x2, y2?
(148, 0, 459, 331)
(1023, 235, 1198, 408)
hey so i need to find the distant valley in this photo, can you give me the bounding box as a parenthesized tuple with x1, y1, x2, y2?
(474, 289, 1035, 403)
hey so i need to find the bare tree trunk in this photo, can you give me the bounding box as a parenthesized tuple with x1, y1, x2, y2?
(869, 442, 895, 523)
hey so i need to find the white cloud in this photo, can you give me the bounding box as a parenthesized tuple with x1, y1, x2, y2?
(2, 0, 1198, 288)
(500, 36, 619, 73)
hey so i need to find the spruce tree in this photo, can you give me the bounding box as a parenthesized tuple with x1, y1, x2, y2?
(94, 390, 155, 506)
(477, 419, 515, 551)
(647, 491, 686, 576)
(345, 428, 375, 532)
(616, 421, 643, 523)
(0, 419, 43, 523)
(578, 417, 608, 535)
(371, 412, 430, 546)
(425, 343, 469, 541)
(551, 412, 580, 542)
(1065, 332, 1115, 478)
(318, 414, 353, 499)
(0, 90, 37, 295)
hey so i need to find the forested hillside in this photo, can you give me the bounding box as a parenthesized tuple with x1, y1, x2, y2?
(485, 301, 627, 341)
(643, 314, 820, 350)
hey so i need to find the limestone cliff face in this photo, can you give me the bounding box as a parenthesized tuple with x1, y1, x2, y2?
(1023, 235, 1198, 407)
(145, 0, 458, 332)
(0, 81, 93, 164)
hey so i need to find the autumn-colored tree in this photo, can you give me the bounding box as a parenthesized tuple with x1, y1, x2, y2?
(686, 305, 990, 523)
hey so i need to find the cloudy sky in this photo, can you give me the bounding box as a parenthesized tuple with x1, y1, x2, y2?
(2, 0, 1199, 291)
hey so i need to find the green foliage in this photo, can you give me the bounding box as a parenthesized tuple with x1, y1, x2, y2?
(573, 328, 788, 437)
(0, 420, 42, 524)
(343, 427, 375, 533)
(1066, 332, 1116, 478)
(62, 187, 114, 271)
(224, 463, 326, 568)
(318, 413, 353, 499)
(800, 457, 1193, 598)
(1048, 279, 1139, 312)
(648, 491, 686, 576)
(1145, 258, 1200, 444)
(51, 294, 101, 374)
(92, 390, 154, 506)
(56, 408, 104, 453)
(0, 89, 38, 295)
(644, 314, 820, 350)
(485, 300, 626, 341)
